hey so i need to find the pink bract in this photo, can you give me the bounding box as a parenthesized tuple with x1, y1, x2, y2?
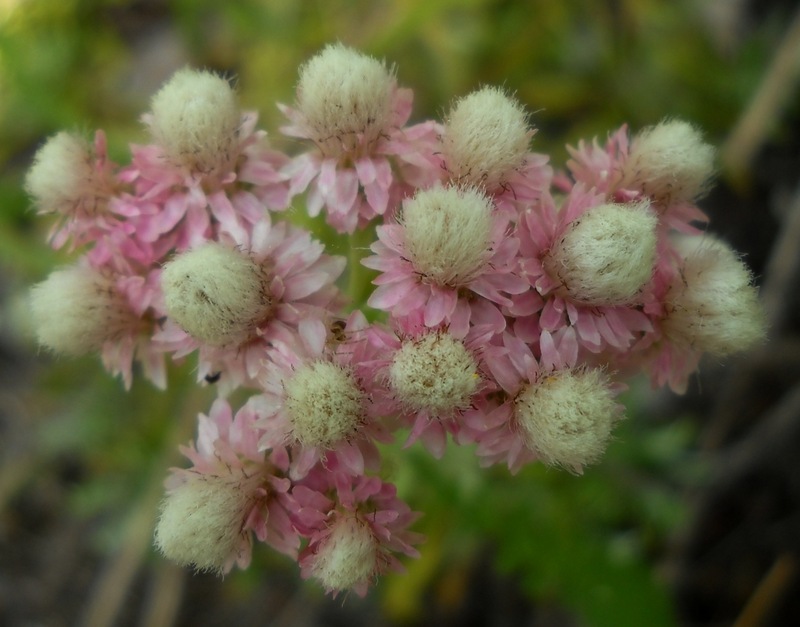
(154, 216, 346, 393)
(279, 87, 443, 233)
(168, 397, 302, 565)
(363, 205, 527, 336)
(255, 313, 393, 479)
(293, 470, 423, 597)
(517, 184, 653, 355)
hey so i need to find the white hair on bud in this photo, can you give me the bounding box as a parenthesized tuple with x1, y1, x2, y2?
(283, 361, 364, 448)
(402, 185, 494, 287)
(621, 119, 715, 204)
(389, 331, 479, 414)
(154, 472, 260, 574)
(161, 243, 271, 347)
(544, 201, 658, 306)
(663, 236, 766, 355)
(30, 265, 134, 356)
(515, 368, 620, 473)
(149, 68, 241, 174)
(443, 86, 531, 191)
(296, 43, 394, 158)
(311, 516, 378, 592)
(25, 132, 112, 216)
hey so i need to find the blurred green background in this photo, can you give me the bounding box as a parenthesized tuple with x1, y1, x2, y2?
(1, 1, 797, 626)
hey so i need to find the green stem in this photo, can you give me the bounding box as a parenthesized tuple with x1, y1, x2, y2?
(347, 223, 377, 310)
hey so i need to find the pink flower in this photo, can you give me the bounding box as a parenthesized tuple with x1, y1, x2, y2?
(26, 130, 127, 251)
(517, 185, 653, 354)
(156, 398, 301, 572)
(563, 124, 710, 234)
(123, 111, 290, 255)
(256, 312, 393, 479)
(368, 314, 497, 458)
(155, 216, 346, 393)
(279, 45, 442, 233)
(363, 185, 527, 336)
(292, 469, 423, 597)
(462, 329, 622, 474)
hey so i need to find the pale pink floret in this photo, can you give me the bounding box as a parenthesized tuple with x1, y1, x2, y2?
(279, 87, 443, 233)
(293, 470, 423, 597)
(492, 152, 554, 219)
(563, 124, 709, 234)
(517, 185, 652, 355)
(99, 267, 167, 390)
(155, 216, 346, 393)
(621, 240, 704, 393)
(255, 312, 392, 480)
(363, 204, 526, 337)
(461, 329, 584, 474)
(368, 313, 498, 458)
(167, 397, 301, 566)
(123, 112, 290, 255)
(32, 130, 131, 251)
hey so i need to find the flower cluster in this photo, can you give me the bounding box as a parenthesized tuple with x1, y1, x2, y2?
(27, 44, 766, 595)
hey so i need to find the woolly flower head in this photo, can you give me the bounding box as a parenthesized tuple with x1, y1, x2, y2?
(25, 131, 115, 219)
(662, 236, 766, 355)
(389, 331, 480, 415)
(161, 242, 272, 347)
(30, 264, 138, 356)
(296, 43, 395, 159)
(515, 367, 621, 473)
(620, 119, 715, 205)
(442, 86, 531, 191)
(154, 471, 263, 574)
(402, 185, 495, 287)
(283, 360, 365, 449)
(543, 201, 658, 306)
(148, 68, 241, 174)
(309, 515, 379, 593)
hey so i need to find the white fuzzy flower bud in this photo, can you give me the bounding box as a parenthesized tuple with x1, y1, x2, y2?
(403, 186, 494, 287)
(149, 68, 241, 174)
(283, 361, 364, 448)
(296, 43, 394, 158)
(154, 472, 260, 574)
(30, 265, 135, 356)
(443, 86, 531, 191)
(311, 516, 378, 592)
(161, 243, 272, 347)
(515, 368, 621, 473)
(620, 119, 715, 204)
(25, 132, 114, 217)
(544, 201, 657, 306)
(663, 236, 766, 355)
(390, 331, 479, 414)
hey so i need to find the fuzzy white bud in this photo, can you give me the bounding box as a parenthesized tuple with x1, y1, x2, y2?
(515, 368, 620, 473)
(30, 265, 135, 356)
(389, 332, 479, 414)
(154, 472, 260, 574)
(311, 516, 378, 592)
(149, 68, 241, 174)
(443, 86, 531, 191)
(620, 119, 715, 204)
(25, 132, 113, 217)
(283, 361, 364, 448)
(403, 186, 494, 287)
(544, 201, 658, 306)
(296, 43, 394, 158)
(161, 243, 272, 347)
(663, 236, 766, 355)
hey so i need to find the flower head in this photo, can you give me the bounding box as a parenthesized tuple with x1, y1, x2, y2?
(364, 185, 526, 335)
(147, 68, 242, 176)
